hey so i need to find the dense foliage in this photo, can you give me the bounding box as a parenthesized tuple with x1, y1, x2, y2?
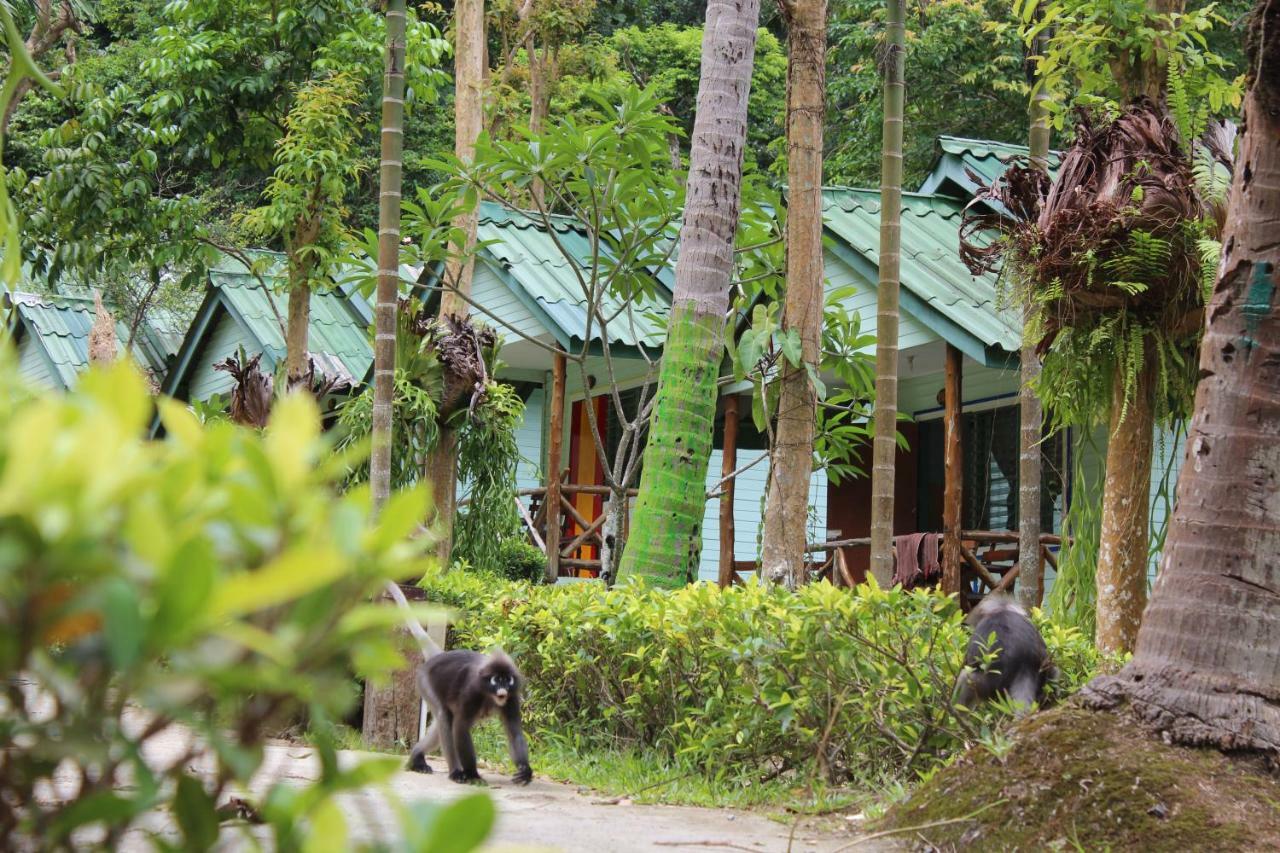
(422, 570, 1118, 783)
(0, 356, 492, 850)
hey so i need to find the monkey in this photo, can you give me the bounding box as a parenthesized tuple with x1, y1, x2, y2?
(953, 593, 1059, 714)
(384, 582, 533, 786)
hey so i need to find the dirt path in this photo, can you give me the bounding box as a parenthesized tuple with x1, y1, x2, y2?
(116, 722, 888, 852)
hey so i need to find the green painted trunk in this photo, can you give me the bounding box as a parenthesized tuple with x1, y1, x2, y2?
(617, 307, 723, 588)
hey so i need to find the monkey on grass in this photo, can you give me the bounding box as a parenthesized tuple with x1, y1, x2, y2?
(385, 583, 533, 785)
(953, 593, 1059, 714)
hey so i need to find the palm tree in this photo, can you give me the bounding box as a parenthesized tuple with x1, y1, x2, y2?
(1084, 0, 1278, 751)
(867, 0, 906, 585)
(761, 0, 827, 590)
(617, 0, 762, 588)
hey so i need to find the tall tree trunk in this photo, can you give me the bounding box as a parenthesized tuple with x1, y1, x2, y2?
(528, 39, 547, 206)
(429, 0, 485, 567)
(370, 0, 406, 514)
(363, 0, 416, 752)
(1017, 43, 1051, 611)
(1093, 0, 1184, 652)
(761, 0, 827, 590)
(867, 0, 906, 585)
(1083, 0, 1279, 752)
(616, 0, 761, 588)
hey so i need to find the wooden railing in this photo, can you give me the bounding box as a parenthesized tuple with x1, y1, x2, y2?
(806, 530, 1064, 608)
(516, 485, 638, 578)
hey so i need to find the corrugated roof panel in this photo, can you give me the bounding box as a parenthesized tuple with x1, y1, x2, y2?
(10, 293, 182, 387)
(925, 136, 1062, 197)
(210, 271, 373, 384)
(476, 202, 670, 348)
(820, 188, 1021, 354)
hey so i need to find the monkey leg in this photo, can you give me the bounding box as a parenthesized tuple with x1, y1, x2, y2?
(408, 721, 441, 773)
(450, 716, 484, 784)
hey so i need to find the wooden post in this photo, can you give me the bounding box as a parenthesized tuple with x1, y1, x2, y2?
(544, 352, 566, 583)
(942, 344, 963, 596)
(718, 394, 740, 588)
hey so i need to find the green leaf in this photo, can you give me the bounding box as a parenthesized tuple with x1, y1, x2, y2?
(411, 793, 495, 853)
(208, 548, 346, 620)
(302, 799, 348, 853)
(103, 578, 144, 669)
(173, 775, 219, 850)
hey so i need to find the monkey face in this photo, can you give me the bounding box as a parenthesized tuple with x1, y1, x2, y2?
(488, 673, 516, 706)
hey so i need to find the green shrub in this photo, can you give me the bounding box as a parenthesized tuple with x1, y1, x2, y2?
(420, 571, 1119, 784)
(490, 536, 548, 583)
(0, 359, 491, 851)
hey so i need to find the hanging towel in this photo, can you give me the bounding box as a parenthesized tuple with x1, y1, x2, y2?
(892, 532, 929, 587)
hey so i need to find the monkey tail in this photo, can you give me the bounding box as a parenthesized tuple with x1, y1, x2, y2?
(384, 580, 443, 661)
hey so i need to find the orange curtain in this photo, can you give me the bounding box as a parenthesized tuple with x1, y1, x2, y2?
(566, 396, 607, 574)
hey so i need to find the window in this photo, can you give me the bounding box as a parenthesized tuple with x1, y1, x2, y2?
(917, 403, 1067, 533)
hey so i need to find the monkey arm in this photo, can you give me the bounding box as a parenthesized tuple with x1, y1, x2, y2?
(503, 700, 533, 785)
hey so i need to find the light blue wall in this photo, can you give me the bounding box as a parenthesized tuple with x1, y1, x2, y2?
(514, 388, 545, 494)
(470, 265, 546, 345)
(695, 449, 828, 582)
(17, 334, 58, 389)
(825, 248, 939, 351)
(187, 311, 252, 401)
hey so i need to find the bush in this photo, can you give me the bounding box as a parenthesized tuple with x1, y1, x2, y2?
(420, 571, 1119, 783)
(491, 537, 548, 583)
(0, 360, 492, 850)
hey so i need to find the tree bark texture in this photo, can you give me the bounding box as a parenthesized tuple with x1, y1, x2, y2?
(942, 344, 962, 595)
(868, 0, 905, 586)
(284, 278, 311, 382)
(1017, 64, 1050, 610)
(371, 0, 406, 513)
(761, 0, 827, 591)
(438, 0, 485, 319)
(1095, 363, 1156, 654)
(719, 394, 739, 588)
(430, 0, 485, 566)
(544, 352, 566, 582)
(362, 0, 416, 749)
(1084, 1, 1279, 753)
(616, 0, 761, 588)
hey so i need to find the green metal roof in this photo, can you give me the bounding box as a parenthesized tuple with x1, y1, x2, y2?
(474, 202, 671, 349)
(918, 135, 1062, 199)
(162, 256, 374, 400)
(8, 292, 182, 388)
(207, 261, 374, 386)
(820, 187, 1021, 359)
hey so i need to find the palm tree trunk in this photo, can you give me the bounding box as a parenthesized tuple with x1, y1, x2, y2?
(761, 0, 826, 590)
(616, 0, 761, 588)
(362, 0, 416, 753)
(1017, 45, 1051, 611)
(867, 0, 905, 585)
(429, 0, 485, 567)
(1083, 1, 1279, 751)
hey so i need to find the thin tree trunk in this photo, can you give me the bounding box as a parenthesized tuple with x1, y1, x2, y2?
(1095, 364, 1156, 654)
(1017, 48, 1051, 611)
(1083, 0, 1279, 753)
(370, 0, 406, 514)
(867, 0, 906, 585)
(438, 0, 485, 319)
(718, 394, 739, 588)
(284, 275, 310, 382)
(362, 0, 416, 752)
(528, 39, 547, 206)
(430, 0, 485, 566)
(761, 0, 827, 591)
(616, 0, 761, 588)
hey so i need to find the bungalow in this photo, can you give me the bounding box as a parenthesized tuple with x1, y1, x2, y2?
(151, 136, 1185, 599)
(6, 290, 184, 390)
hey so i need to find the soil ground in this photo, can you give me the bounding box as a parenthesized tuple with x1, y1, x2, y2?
(92, 718, 896, 852)
(879, 704, 1280, 851)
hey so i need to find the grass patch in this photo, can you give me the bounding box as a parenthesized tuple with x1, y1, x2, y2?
(878, 704, 1280, 850)
(466, 721, 871, 815)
